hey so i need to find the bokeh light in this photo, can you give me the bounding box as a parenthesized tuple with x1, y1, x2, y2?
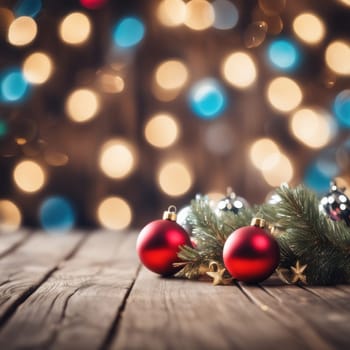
(212, 0, 239, 30)
(14, 0, 42, 18)
(8, 16, 37, 46)
(0, 68, 30, 103)
(157, 0, 187, 27)
(39, 196, 76, 232)
(292, 12, 325, 45)
(158, 161, 193, 196)
(221, 52, 257, 89)
(185, 0, 215, 31)
(250, 138, 281, 170)
(268, 39, 300, 71)
(304, 151, 339, 193)
(22, 52, 53, 84)
(97, 196, 132, 230)
(99, 138, 137, 179)
(144, 113, 179, 148)
(189, 78, 227, 119)
(80, 0, 108, 9)
(325, 41, 350, 76)
(13, 159, 46, 193)
(155, 60, 188, 91)
(65, 89, 100, 123)
(261, 153, 294, 187)
(290, 108, 336, 148)
(113, 17, 145, 48)
(266, 77, 302, 112)
(334, 90, 350, 128)
(44, 151, 69, 167)
(59, 12, 91, 45)
(0, 200, 22, 233)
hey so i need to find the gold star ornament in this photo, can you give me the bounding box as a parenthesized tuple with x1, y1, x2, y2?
(290, 260, 308, 284)
(206, 261, 232, 286)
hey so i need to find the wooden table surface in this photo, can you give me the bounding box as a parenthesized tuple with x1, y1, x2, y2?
(0, 231, 349, 350)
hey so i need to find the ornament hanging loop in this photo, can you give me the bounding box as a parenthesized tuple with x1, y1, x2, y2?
(163, 205, 177, 221)
(251, 217, 266, 229)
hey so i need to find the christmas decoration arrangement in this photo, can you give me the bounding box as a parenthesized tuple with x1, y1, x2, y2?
(137, 183, 350, 286)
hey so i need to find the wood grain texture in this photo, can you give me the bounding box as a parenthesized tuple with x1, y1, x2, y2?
(110, 268, 314, 350)
(0, 231, 28, 259)
(240, 277, 350, 350)
(0, 232, 83, 328)
(0, 231, 139, 350)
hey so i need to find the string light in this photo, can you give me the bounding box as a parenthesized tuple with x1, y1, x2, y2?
(155, 60, 189, 91)
(0, 200, 22, 232)
(39, 196, 76, 232)
(290, 108, 336, 148)
(144, 113, 179, 148)
(65, 89, 100, 122)
(157, 0, 187, 27)
(13, 159, 46, 193)
(221, 52, 257, 89)
(59, 12, 91, 45)
(189, 78, 227, 119)
(212, 0, 239, 30)
(22, 52, 53, 85)
(267, 39, 300, 71)
(8, 16, 37, 46)
(250, 138, 281, 170)
(99, 138, 137, 179)
(185, 0, 215, 31)
(292, 13, 325, 45)
(266, 77, 302, 112)
(158, 161, 193, 196)
(261, 153, 294, 187)
(325, 40, 350, 76)
(98, 74, 124, 93)
(113, 17, 145, 48)
(97, 196, 132, 230)
(0, 68, 30, 103)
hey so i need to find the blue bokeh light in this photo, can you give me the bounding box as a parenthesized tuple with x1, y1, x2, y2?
(113, 17, 145, 48)
(14, 0, 42, 18)
(333, 89, 350, 128)
(0, 69, 30, 104)
(39, 196, 76, 233)
(304, 150, 339, 193)
(189, 79, 227, 119)
(268, 39, 300, 71)
(212, 0, 239, 30)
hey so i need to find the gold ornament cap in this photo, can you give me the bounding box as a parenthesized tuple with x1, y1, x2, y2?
(163, 205, 177, 221)
(251, 217, 266, 228)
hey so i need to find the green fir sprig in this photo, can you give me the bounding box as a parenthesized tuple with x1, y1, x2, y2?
(177, 185, 350, 285)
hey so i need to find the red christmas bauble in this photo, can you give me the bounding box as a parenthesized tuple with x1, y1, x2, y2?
(223, 219, 280, 283)
(136, 216, 192, 276)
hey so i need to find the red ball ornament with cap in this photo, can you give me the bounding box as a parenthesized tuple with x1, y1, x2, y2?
(223, 218, 280, 283)
(136, 206, 192, 276)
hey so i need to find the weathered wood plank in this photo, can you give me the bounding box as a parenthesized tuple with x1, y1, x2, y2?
(239, 277, 350, 350)
(110, 268, 315, 350)
(0, 231, 139, 350)
(0, 231, 28, 259)
(0, 232, 84, 329)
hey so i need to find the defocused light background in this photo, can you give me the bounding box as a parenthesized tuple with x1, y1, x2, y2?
(0, 0, 350, 233)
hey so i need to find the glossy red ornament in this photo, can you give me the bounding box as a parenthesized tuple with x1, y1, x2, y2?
(223, 218, 280, 283)
(136, 206, 192, 276)
(80, 0, 107, 9)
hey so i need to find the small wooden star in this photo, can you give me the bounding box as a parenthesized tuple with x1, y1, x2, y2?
(206, 261, 232, 286)
(290, 260, 308, 284)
